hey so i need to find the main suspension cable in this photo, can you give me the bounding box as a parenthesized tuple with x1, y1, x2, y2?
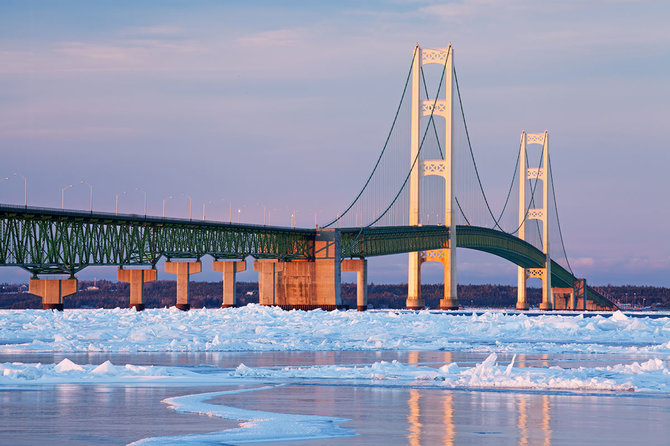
(367, 50, 450, 227)
(323, 46, 418, 228)
(548, 152, 575, 275)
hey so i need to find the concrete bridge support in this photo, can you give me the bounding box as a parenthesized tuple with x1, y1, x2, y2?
(342, 258, 368, 311)
(117, 268, 157, 311)
(213, 260, 246, 308)
(29, 278, 77, 310)
(574, 279, 587, 311)
(423, 250, 460, 310)
(164, 261, 201, 311)
(254, 229, 343, 310)
(552, 287, 574, 310)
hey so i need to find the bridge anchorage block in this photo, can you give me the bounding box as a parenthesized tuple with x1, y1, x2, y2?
(213, 260, 246, 308)
(254, 231, 345, 311)
(29, 278, 78, 311)
(117, 268, 157, 311)
(165, 261, 201, 311)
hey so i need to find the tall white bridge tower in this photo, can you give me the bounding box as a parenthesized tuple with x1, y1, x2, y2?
(406, 44, 459, 311)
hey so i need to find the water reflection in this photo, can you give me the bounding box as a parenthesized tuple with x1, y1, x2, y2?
(443, 393, 455, 446)
(407, 389, 422, 446)
(518, 395, 529, 446)
(542, 395, 552, 446)
(401, 352, 553, 446)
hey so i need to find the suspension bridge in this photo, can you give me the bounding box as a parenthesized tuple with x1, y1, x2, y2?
(0, 44, 617, 312)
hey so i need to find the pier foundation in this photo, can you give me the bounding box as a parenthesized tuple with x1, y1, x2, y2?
(213, 260, 246, 308)
(117, 268, 157, 311)
(164, 261, 201, 310)
(29, 278, 77, 310)
(342, 258, 367, 311)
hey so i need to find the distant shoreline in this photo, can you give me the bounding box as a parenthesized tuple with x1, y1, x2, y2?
(1, 281, 668, 310)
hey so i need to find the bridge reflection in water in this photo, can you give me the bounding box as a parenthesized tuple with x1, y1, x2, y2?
(405, 352, 552, 446)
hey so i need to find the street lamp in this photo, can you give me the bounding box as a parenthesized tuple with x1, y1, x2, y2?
(220, 198, 232, 222)
(0, 177, 9, 202)
(257, 202, 267, 225)
(163, 195, 174, 218)
(237, 208, 242, 223)
(135, 187, 147, 216)
(115, 192, 127, 215)
(61, 184, 73, 209)
(80, 180, 93, 212)
(13, 173, 27, 207)
(181, 194, 192, 220)
(15, 173, 27, 207)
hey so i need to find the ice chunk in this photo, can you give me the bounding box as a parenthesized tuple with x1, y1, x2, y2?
(54, 358, 84, 372)
(92, 360, 118, 375)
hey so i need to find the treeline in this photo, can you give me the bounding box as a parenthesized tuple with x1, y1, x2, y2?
(1, 281, 668, 309)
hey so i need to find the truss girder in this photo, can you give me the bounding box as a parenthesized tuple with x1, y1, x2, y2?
(0, 206, 313, 275)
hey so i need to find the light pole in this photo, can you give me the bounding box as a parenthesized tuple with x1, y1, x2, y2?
(237, 208, 242, 223)
(135, 187, 147, 216)
(268, 207, 279, 226)
(13, 173, 27, 207)
(220, 198, 232, 222)
(202, 200, 215, 221)
(61, 184, 73, 209)
(257, 202, 267, 225)
(181, 194, 192, 220)
(0, 177, 9, 202)
(163, 195, 174, 218)
(115, 192, 127, 215)
(80, 180, 93, 212)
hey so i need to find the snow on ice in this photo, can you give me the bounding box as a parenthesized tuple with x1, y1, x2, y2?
(0, 306, 668, 355)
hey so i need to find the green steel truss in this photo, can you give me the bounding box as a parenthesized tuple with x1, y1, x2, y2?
(0, 205, 313, 275)
(0, 205, 613, 308)
(340, 225, 449, 257)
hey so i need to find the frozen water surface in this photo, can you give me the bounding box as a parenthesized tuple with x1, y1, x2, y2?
(0, 307, 669, 444)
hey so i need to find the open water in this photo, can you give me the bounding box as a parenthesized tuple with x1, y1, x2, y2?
(1, 350, 668, 445)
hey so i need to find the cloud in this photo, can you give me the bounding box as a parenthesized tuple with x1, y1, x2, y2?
(236, 28, 307, 47)
(0, 126, 140, 141)
(56, 42, 138, 62)
(122, 25, 185, 37)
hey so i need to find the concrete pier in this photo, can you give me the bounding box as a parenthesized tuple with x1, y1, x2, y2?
(117, 268, 157, 311)
(254, 229, 343, 310)
(213, 260, 246, 308)
(29, 278, 77, 310)
(164, 261, 201, 310)
(342, 258, 367, 311)
(552, 287, 574, 310)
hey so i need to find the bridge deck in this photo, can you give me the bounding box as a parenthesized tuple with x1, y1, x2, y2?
(0, 205, 614, 309)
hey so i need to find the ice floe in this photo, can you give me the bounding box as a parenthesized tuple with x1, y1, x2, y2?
(1, 306, 668, 355)
(1, 354, 668, 393)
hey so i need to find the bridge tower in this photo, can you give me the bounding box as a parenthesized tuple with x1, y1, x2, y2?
(516, 131, 552, 310)
(407, 44, 459, 310)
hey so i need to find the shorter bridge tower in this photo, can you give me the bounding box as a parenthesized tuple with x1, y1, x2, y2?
(516, 130, 552, 310)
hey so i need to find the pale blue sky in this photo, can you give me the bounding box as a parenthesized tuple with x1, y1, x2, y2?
(1, 0, 668, 286)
